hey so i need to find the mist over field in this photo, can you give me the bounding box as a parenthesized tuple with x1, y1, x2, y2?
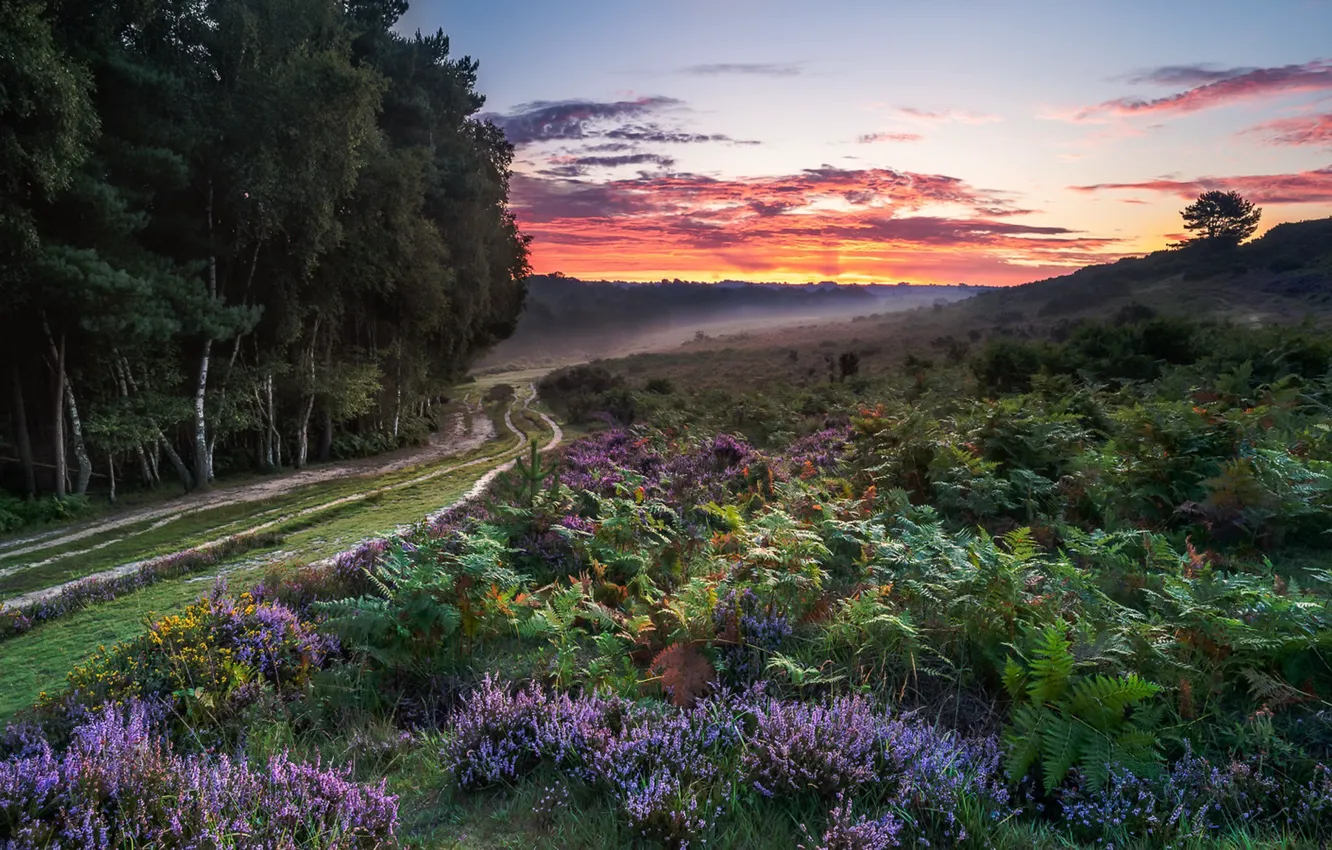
(479, 275, 982, 368)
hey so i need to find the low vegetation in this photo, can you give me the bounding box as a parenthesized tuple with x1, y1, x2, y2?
(4, 306, 1331, 847)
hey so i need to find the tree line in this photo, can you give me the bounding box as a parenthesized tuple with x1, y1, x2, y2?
(1, 0, 529, 501)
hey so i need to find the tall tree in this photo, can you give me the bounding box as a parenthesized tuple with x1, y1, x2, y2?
(0, 0, 529, 503)
(1177, 190, 1262, 248)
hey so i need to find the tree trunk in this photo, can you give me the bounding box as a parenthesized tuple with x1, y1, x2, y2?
(111, 353, 153, 488)
(158, 429, 195, 492)
(295, 318, 319, 468)
(137, 445, 154, 487)
(46, 323, 67, 498)
(296, 395, 314, 468)
(193, 338, 212, 489)
(63, 378, 92, 496)
(9, 362, 36, 497)
(108, 453, 116, 504)
(193, 180, 219, 490)
(392, 384, 401, 439)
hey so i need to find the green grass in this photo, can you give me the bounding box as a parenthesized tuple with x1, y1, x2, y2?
(0, 393, 555, 722)
(0, 403, 538, 600)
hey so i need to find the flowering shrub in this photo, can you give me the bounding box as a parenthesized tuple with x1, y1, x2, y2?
(440, 680, 1016, 847)
(713, 589, 792, 684)
(1059, 745, 1332, 847)
(442, 675, 552, 788)
(0, 701, 397, 848)
(54, 586, 336, 735)
(744, 695, 883, 798)
(800, 793, 903, 850)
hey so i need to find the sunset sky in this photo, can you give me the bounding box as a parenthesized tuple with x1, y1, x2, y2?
(406, 0, 1332, 286)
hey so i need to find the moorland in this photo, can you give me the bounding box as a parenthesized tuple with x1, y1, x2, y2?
(4, 0, 1332, 845)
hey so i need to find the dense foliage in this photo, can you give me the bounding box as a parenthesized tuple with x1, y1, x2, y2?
(6, 313, 1332, 847)
(0, 0, 529, 504)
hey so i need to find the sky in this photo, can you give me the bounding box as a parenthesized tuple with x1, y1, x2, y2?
(401, 0, 1332, 286)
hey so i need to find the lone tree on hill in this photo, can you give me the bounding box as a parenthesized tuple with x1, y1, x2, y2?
(1177, 190, 1262, 248)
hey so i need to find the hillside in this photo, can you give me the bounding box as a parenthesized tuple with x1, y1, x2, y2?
(572, 217, 1332, 395)
(959, 217, 1332, 326)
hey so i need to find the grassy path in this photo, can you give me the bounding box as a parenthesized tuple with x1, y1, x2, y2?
(0, 380, 560, 720)
(0, 404, 486, 562)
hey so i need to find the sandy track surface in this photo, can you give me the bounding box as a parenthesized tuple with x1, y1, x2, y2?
(1, 388, 561, 609)
(0, 405, 492, 566)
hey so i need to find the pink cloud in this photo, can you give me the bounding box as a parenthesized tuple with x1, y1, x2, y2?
(1070, 165, 1332, 204)
(1069, 59, 1332, 121)
(1244, 113, 1332, 147)
(510, 166, 1128, 285)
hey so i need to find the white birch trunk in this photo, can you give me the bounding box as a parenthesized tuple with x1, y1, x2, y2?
(193, 339, 211, 487)
(63, 378, 92, 496)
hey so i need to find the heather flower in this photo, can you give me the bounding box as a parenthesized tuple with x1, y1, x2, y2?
(618, 770, 723, 850)
(1058, 743, 1296, 847)
(442, 675, 550, 788)
(800, 792, 903, 850)
(714, 589, 792, 684)
(744, 695, 883, 798)
(0, 702, 396, 848)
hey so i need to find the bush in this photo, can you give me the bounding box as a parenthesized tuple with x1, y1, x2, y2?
(0, 493, 91, 533)
(485, 383, 516, 404)
(52, 587, 337, 741)
(0, 701, 397, 847)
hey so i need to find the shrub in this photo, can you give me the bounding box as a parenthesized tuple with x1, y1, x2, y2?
(54, 587, 336, 739)
(0, 701, 397, 847)
(743, 695, 883, 798)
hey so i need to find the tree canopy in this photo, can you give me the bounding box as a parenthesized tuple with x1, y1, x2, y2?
(1178, 190, 1262, 248)
(0, 0, 529, 500)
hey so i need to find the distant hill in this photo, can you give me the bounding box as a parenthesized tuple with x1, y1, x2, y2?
(957, 217, 1332, 327)
(478, 277, 985, 368)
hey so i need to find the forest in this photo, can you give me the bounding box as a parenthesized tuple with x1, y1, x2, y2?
(0, 0, 530, 511)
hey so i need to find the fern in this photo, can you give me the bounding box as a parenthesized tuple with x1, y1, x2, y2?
(1003, 626, 1162, 791)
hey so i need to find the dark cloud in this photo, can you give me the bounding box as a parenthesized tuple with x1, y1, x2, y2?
(539, 152, 676, 178)
(582, 142, 637, 152)
(1124, 64, 1258, 86)
(482, 96, 682, 145)
(748, 200, 800, 217)
(681, 62, 799, 76)
(605, 124, 761, 145)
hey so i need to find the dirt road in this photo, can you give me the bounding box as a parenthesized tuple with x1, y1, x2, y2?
(1, 388, 562, 610)
(0, 404, 493, 565)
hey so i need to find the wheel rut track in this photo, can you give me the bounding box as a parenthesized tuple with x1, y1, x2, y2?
(1, 387, 561, 610)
